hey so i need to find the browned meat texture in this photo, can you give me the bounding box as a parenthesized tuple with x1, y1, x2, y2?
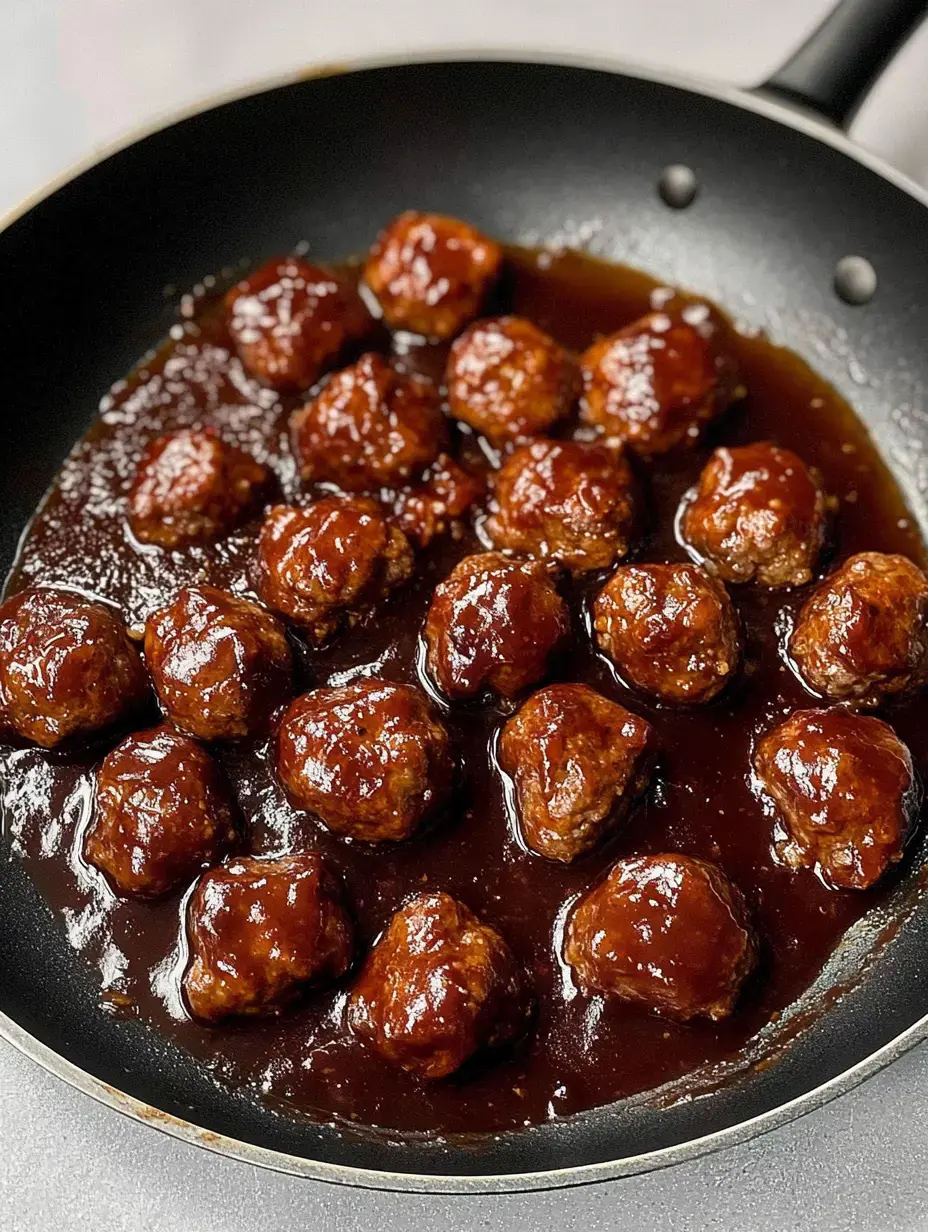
(579, 308, 738, 454)
(277, 680, 453, 842)
(564, 853, 757, 1020)
(445, 315, 578, 444)
(8, 227, 928, 1137)
(754, 707, 918, 890)
(487, 438, 636, 572)
(363, 211, 502, 339)
(424, 551, 569, 700)
(85, 724, 236, 898)
(255, 498, 413, 644)
(225, 256, 370, 390)
(392, 454, 485, 549)
(348, 891, 531, 1078)
(593, 563, 740, 703)
(498, 683, 655, 862)
(681, 442, 829, 587)
(144, 585, 292, 741)
(0, 587, 148, 747)
(128, 427, 267, 549)
(291, 351, 445, 492)
(184, 854, 353, 1022)
(790, 552, 928, 706)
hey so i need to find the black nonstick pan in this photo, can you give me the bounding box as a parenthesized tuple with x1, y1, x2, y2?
(3, 0, 928, 1194)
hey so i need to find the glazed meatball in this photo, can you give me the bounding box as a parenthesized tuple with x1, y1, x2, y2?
(564, 854, 757, 1020)
(85, 724, 236, 898)
(445, 316, 579, 445)
(593, 563, 740, 704)
(363, 211, 502, 340)
(393, 453, 485, 549)
(487, 438, 636, 572)
(424, 552, 569, 701)
(789, 552, 928, 706)
(754, 708, 918, 890)
(278, 680, 453, 842)
(184, 853, 353, 1022)
(145, 585, 292, 741)
(225, 256, 370, 391)
(499, 684, 655, 862)
(291, 352, 445, 492)
(681, 442, 829, 587)
(128, 427, 267, 549)
(0, 588, 148, 748)
(348, 891, 531, 1078)
(255, 498, 413, 644)
(579, 308, 738, 455)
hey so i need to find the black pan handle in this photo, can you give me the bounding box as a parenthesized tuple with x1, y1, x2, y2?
(760, 0, 928, 128)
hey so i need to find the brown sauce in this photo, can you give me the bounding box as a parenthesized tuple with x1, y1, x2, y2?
(2, 247, 925, 1135)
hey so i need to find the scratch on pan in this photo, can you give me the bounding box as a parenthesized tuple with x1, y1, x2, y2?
(101, 1081, 223, 1145)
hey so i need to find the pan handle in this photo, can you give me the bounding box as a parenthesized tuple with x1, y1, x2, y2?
(760, 0, 928, 128)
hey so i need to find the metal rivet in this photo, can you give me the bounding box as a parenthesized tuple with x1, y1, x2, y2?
(834, 255, 877, 305)
(658, 165, 698, 209)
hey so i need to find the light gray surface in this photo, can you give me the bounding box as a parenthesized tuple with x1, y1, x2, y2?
(3, 1026, 928, 1231)
(3, 1, 928, 1228)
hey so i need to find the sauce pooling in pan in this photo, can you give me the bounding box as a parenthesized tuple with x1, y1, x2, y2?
(2, 238, 926, 1135)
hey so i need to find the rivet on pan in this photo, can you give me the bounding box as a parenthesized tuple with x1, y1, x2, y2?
(658, 165, 698, 209)
(834, 256, 877, 305)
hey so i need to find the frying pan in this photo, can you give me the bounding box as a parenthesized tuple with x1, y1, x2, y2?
(3, 0, 928, 1194)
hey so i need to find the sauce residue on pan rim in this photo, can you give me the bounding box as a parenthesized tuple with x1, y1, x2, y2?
(2, 244, 925, 1136)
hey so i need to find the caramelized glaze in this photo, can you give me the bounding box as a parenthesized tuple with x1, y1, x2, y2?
(3, 246, 926, 1134)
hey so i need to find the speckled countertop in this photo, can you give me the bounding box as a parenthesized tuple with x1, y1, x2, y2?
(3, 1, 928, 1228)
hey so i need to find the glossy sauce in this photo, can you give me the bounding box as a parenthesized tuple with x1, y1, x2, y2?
(2, 247, 925, 1135)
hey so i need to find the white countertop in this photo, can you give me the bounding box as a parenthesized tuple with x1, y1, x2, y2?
(3, 1, 928, 1228)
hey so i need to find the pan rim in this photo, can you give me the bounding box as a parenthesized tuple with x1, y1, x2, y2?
(4, 47, 928, 236)
(5, 999, 928, 1193)
(3, 48, 928, 1194)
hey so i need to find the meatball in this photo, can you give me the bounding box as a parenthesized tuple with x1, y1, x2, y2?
(593, 563, 740, 704)
(486, 438, 636, 572)
(789, 552, 928, 706)
(291, 352, 445, 492)
(393, 453, 485, 549)
(225, 256, 370, 391)
(445, 316, 579, 444)
(424, 552, 569, 701)
(0, 588, 148, 748)
(144, 585, 292, 741)
(128, 427, 267, 549)
(278, 680, 453, 842)
(579, 308, 738, 455)
(184, 853, 353, 1022)
(564, 854, 757, 1020)
(498, 684, 655, 862)
(681, 442, 829, 587)
(85, 724, 236, 898)
(348, 891, 531, 1078)
(363, 211, 502, 340)
(754, 708, 918, 890)
(255, 498, 413, 644)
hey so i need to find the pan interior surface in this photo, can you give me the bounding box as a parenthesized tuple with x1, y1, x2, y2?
(2, 60, 928, 1189)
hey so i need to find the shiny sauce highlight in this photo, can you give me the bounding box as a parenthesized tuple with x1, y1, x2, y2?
(2, 247, 924, 1134)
